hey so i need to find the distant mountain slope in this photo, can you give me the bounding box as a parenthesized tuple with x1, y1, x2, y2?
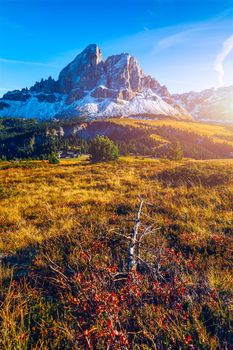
(173, 86, 233, 123)
(0, 44, 190, 120)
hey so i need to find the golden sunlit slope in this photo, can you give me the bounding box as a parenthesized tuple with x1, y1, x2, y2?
(83, 117, 233, 160)
(0, 157, 233, 349)
(108, 118, 233, 146)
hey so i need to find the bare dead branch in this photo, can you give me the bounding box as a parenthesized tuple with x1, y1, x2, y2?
(128, 199, 144, 270)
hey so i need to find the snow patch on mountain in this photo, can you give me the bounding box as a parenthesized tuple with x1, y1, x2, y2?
(173, 86, 233, 123)
(0, 44, 190, 121)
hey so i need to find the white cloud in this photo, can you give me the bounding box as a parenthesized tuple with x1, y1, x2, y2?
(0, 57, 59, 67)
(214, 34, 233, 87)
(151, 28, 192, 53)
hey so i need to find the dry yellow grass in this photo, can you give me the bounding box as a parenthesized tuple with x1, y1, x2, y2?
(108, 118, 233, 146)
(0, 156, 232, 252)
(0, 156, 232, 349)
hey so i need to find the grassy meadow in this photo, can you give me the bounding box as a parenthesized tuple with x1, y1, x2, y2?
(0, 156, 233, 349)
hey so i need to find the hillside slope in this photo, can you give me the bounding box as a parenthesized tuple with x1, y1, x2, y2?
(1, 117, 233, 160)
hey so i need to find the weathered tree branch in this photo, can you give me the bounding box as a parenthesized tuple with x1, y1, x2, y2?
(128, 199, 144, 270)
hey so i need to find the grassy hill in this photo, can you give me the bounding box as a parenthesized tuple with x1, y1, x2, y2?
(110, 118, 233, 146)
(90, 118, 233, 159)
(1, 117, 233, 160)
(0, 156, 232, 349)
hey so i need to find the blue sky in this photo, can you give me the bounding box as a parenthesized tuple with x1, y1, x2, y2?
(0, 0, 233, 96)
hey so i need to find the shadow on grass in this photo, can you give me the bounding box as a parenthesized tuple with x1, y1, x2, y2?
(156, 163, 233, 187)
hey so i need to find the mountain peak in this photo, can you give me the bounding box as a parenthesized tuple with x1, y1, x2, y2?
(0, 44, 191, 120)
(58, 44, 103, 93)
(81, 44, 103, 63)
(84, 43, 100, 51)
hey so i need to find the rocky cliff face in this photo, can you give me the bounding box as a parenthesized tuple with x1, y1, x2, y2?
(173, 86, 233, 123)
(58, 44, 104, 93)
(0, 44, 190, 120)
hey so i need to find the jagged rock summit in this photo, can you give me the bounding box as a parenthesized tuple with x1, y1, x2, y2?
(0, 44, 190, 120)
(58, 44, 104, 93)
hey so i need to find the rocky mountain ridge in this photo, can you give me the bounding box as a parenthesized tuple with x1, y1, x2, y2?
(0, 44, 190, 120)
(173, 86, 233, 123)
